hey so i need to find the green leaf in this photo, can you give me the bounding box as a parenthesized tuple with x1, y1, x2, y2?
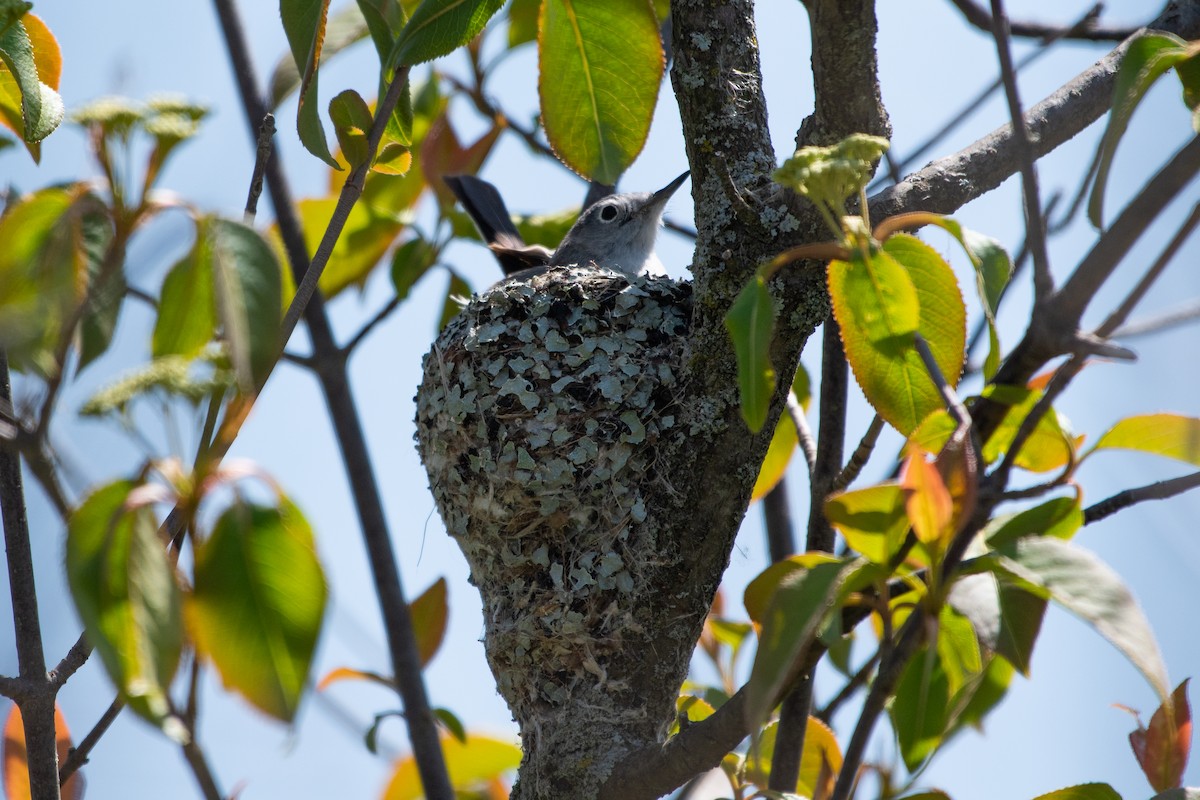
(188, 497, 328, 722)
(538, 0, 663, 184)
(280, 0, 340, 168)
(830, 246, 935, 435)
(433, 707, 467, 743)
(725, 275, 776, 433)
(410, 577, 449, 666)
(824, 483, 908, 564)
(382, 734, 521, 799)
(891, 641, 951, 770)
(1091, 32, 1200, 228)
(918, 217, 1011, 379)
(1032, 785, 1122, 800)
(936, 605, 982, 698)
(745, 558, 857, 731)
(209, 218, 283, 390)
(154, 220, 217, 361)
(995, 582, 1046, 676)
(66, 480, 184, 734)
(508, 0, 540, 48)
(440, 270, 471, 330)
(390, 236, 439, 300)
(981, 384, 1075, 473)
(270, 3, 370, 109)
(77, 211, 122, 373)
(992, 537, 1170, 702)
(0, 12, 64, 146)
(329, 88, 374, 168)
(0, 185, 89, 375)
(1088, 413, 1200, 466)
(984, 495, 1083, 549)
(389, 0, 506, 67)
(958, 655, 1014, 729)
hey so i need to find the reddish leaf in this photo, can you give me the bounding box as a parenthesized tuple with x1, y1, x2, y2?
(316, 666, 394, 691)
(1131, 679, 1192, 792)
(2, 703, 84, 800)
(901, 448, 954, 551)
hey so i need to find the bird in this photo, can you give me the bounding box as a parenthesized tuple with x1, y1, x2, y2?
(444, 172, 690, 281)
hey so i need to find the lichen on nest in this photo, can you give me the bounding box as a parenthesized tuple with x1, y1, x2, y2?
(415, 266, 692, 710)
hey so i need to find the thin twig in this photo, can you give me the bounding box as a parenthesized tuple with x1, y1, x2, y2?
(1084, 471, 1200, 525)
(59, 698, 124, 786)
(989, 355, 1082, 491)
(243, 113, 275, 223)
(342, 295, 403, 356)
(180, 737, 223, 800)
(914, 334, 970, 427)
(830, 415, 884, 493)
(1113, 299, 1200, 340)
(1096, 200, 1200, 338)
(817, 649, 880, 723)
(948, 0, 1136, 42)
(788, 391, 817, 475)
(989, 0, 1053, 302)
(210, 2, 455, 796)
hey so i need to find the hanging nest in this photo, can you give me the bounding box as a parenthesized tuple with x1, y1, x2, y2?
(415, 267, 692, 719)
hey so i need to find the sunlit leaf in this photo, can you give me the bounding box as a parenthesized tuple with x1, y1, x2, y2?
(538, 0, 663, 184)
(981, 384, 1075, 473)
(154, 219, 217, 361)
(937, 605, 982, 698)
(66, 480, 183, 733)
(329, 88, 374, 168)
(382, 734, 521, 800)
(901, 448, 954, 551)
(269, 3, 371, 109)
(389, 0, 506, 67)
(725, 274, 776, 432)
(2, 703, 84, 800)
(1089, 414, 1200, 467)
(751, 410, 797, 502)
(81, 350, 235, 417)
(984, 495, 1083, 548)
(508, 0, 540, 48)
(278, 197, 403, 301)
(188, 498, 328, 722)
(825, 483, 908, 565)
(743, 552, 841, 627)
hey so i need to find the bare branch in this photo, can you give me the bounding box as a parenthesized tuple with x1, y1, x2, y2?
(243, 112, 275, 223)
(948, 0, 1139, 42)
(788, 391, 818, 475)
(807, 321, 848, 554)
(1113, 298, 1200, 339)
(989, 0, 1053, 300)
(831, 415, 884, 493)
(1096, 200, 1200, 337)
(58, 698, 123, 786)
(1085, 471, 1200, 524)
(870, 6, 1200, 223)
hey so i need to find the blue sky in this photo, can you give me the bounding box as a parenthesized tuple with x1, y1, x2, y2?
(3, 1, 1199, 798)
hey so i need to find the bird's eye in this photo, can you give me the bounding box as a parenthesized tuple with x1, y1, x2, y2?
(598, 204, 619, 222)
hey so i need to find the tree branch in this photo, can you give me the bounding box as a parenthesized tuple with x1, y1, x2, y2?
(1, 349, 59, 800)
(1084, 471, 1200, 524)
(947, 0, 1140, 42)
(870, 4, 1200, 223)
(210, 2, 454, 797)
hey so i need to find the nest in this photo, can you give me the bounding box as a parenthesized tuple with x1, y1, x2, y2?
(415, 267, 692, 712)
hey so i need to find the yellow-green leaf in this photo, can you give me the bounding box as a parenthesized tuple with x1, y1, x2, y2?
(901, 449, 954, 551)
(382, 734, 521, 800)
(981, 384, 1074, 473)
(824, 483, 908, 565)
(538, 0, 663, 184)
(277, 197, 403, 301)
(1089, 413, 1200, 466)
(280, 0, 339, 168)
(188, 498, 327, 722)
(389, 0, 506, 67)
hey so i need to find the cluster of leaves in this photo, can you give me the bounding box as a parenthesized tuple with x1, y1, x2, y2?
(1, 0, 679, 795)
(715, 31, 1200, 800)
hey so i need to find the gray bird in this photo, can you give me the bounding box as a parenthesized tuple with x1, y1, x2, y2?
(445, 172, 690, 281)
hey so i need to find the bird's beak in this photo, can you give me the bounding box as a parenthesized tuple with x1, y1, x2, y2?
(650, 171, 691, 207)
